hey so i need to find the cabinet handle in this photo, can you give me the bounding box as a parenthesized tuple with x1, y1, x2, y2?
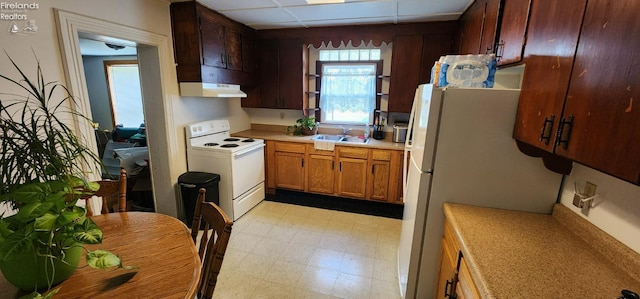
(332, 161, 334, 170)
(555, 115, 574, 150)
(444, 278, 456, 298)
(301, 158, 304, 168)
(371, 164, 375, 174)
(495, 40, 505, 61)
(220, 53, 226, 65)
(339, 161, 342, 171)
(539, 114, 555, 145)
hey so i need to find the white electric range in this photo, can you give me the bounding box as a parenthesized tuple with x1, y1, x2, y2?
(185, 120, 265, 221)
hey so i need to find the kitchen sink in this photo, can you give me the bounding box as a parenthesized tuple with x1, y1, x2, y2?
(340, 136, 370, 144)
(311, 134, 344, 141)
(311, 134, 370, 144)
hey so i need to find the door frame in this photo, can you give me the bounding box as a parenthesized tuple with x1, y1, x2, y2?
(54, 9, 180, 216)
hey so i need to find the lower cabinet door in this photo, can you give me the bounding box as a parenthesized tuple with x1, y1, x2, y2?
(274, 152, 305, 191)
(368, 160, 390, 201)
(435, 238, 458, 298)
(307, 154, 335, 194)
(337, 157, 367, 198)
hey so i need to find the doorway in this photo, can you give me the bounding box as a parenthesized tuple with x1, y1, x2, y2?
(78, 36, 152, 211)
(55, 9, 181, 217)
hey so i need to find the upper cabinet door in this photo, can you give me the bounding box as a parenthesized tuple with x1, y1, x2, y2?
(200, 18, 226, 68)
(457, 0, 486, 54)
(496, 0, 531, 65)
(225, 28, 243, 71)
(480, 0, 501, 54)
(513, 0, 587, 153)
(559, 0, 640, 184)
(389, 35, 424, 113)
(278, 38, 304, 110)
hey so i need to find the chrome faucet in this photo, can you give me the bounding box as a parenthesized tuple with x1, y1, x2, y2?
(339, 126, 352, 136)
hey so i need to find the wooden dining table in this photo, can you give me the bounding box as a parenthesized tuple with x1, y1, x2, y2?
(0, 212, 201, 298)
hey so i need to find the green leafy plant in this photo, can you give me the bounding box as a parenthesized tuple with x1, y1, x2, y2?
(287, 116, 318, 136)
(0, 54, 131, 297)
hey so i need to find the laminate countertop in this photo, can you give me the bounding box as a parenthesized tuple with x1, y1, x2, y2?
(232, 124, 406, 151)
(443, 202, 640, 298)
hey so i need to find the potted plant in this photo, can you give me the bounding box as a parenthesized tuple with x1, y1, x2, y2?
(0, 55, 129, 297)
(287, 116, 319, 136)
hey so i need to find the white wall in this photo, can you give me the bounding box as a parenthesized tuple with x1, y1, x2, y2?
(559, 164, 640, 253)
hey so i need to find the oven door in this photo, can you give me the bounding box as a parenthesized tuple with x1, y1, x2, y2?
(231, 144, 265, 199)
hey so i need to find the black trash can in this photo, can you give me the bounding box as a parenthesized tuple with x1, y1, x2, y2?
(178, 171, 220, 228)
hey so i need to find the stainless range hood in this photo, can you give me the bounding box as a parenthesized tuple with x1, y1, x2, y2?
(179, 82, 247, 98)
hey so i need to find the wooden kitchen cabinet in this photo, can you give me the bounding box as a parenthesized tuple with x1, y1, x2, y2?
(388, 35, 452, 113)
(435, 218, 480, 299)
(367, 149, 404, 203)
(307, 146, 335, 195)
(170, 2, 257, 85)
(200, 18, 243, 71)
(336, 147, 369, 199)
(457, 0, 529, 65)
(254, 38, 306, 109)
(557, 0, 640, 184)
(268, 141, 404, 203)
(514, 0, 640, 184)
(434, 227, 459, 298)
(456, 256, 481, 299)
(495, 0, 530, 65)
(273, 142, 306, 191)
(457, 0, 500, 55)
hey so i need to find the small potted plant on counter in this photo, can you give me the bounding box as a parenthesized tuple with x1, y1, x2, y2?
(287, 116, 319, 136)
(0, 54, 131, 298)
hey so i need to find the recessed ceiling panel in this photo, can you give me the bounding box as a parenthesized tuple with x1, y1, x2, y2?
(221, 7, 298, 24)
(198, 0, 277, 11)
(286, 1, 395, 22)
(185, 0, 468, 29)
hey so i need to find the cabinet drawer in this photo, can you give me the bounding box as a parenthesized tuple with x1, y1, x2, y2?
(307, 144, 336, 156)
(274, 142, 306, 153)
(371, 149, 392, 161)
(338, 146, 369, 159)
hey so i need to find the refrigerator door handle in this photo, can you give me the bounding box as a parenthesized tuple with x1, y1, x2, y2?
(402, 87, 420, 200)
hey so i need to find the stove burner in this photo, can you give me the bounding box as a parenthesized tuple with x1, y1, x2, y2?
(220, 144, 239, 148)
(242, 138, 255, 142)
(203, 143, 219, 147)
(224, 138, 240, 142)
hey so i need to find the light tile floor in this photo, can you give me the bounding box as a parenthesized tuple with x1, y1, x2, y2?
(213, 201, 403, 299)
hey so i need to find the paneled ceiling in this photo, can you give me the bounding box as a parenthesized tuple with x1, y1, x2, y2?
(181, 0, 472, 30)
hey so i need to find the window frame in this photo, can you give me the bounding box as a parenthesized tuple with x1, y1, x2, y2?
(315, 60, 383, 125)
(103, 60, 143, 128)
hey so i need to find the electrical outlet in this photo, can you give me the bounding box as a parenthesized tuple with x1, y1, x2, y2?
(280, 112, 285, 119)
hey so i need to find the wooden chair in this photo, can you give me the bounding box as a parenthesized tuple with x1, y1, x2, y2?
(86, 168, 127, 216)
(190, 188, 233, 299)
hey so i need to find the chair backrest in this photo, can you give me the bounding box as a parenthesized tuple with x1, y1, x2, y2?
(86, 168, 127, 216)
(190, 188, 233, 299)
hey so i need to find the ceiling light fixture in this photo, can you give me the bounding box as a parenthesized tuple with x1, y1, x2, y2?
(105, 43, 125, 50)
(306, 0, 345, 4)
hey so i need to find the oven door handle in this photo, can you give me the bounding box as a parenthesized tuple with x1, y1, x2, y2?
(232, 144, 265, 158)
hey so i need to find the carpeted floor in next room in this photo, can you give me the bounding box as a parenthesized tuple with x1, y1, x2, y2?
(212, 197, 403, 299)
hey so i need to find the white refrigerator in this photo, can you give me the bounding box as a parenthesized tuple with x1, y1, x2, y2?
(397, 84, 563, 298)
